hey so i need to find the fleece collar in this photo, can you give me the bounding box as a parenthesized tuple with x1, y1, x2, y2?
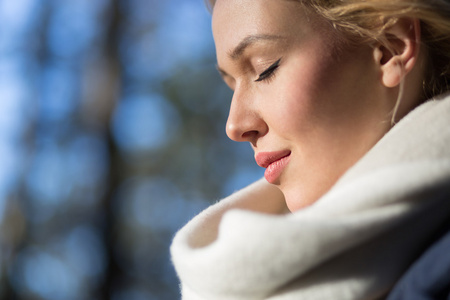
(171, 94, 450, 300)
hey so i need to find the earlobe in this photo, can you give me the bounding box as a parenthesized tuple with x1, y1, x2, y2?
(378, 18, 421, 88)
(381, 56, 405, 88)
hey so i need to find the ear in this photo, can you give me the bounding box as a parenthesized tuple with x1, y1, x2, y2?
(375, 18, 421, 88)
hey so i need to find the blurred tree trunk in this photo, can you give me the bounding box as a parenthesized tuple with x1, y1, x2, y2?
(100, 0, 123, 299)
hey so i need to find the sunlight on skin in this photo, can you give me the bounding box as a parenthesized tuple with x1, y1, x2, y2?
(212, 0, 425, 211)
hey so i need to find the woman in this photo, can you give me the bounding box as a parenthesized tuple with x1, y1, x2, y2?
(171, 0, 450, 299)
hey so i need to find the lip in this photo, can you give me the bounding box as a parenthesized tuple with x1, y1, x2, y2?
(255, 150, 291, 183)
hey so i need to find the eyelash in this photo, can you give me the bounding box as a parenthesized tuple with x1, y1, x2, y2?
(255, 58, 281, 82)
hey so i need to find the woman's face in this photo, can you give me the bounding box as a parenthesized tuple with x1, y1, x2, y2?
(212, 0, 394, 211)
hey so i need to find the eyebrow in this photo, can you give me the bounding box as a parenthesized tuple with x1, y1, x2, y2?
(217, 34, 284, 78)
(228, 34, 284, 60)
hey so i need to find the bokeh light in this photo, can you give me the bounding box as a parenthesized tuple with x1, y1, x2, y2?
(111, 93, 180, 154)
(0, 0, 262, 299)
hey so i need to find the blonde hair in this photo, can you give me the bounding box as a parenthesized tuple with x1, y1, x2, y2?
(207, 0, 450, 99)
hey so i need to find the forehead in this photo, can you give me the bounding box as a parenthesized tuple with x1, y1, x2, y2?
(212, 0, 312, 55)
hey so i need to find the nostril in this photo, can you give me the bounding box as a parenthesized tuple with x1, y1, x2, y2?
(242, 130, 260, 147)
(242, 130, 259, 140)
(226, 119, 260, 142)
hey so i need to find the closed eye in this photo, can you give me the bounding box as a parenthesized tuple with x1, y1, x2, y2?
(255, 58, 281, 82)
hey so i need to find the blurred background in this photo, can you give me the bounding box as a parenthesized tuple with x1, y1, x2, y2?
(0, 0, 263, 299)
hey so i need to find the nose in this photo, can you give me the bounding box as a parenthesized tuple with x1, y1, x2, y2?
(225, 88, 268, 145)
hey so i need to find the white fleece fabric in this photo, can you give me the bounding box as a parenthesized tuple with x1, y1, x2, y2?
(171, 94, 450, 300)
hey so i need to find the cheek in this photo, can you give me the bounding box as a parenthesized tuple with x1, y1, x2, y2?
(281, 48, 369, 129)
(275, 59, 331, 132)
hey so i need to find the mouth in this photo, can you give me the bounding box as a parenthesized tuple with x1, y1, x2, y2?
(255, 150, 291, 184)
